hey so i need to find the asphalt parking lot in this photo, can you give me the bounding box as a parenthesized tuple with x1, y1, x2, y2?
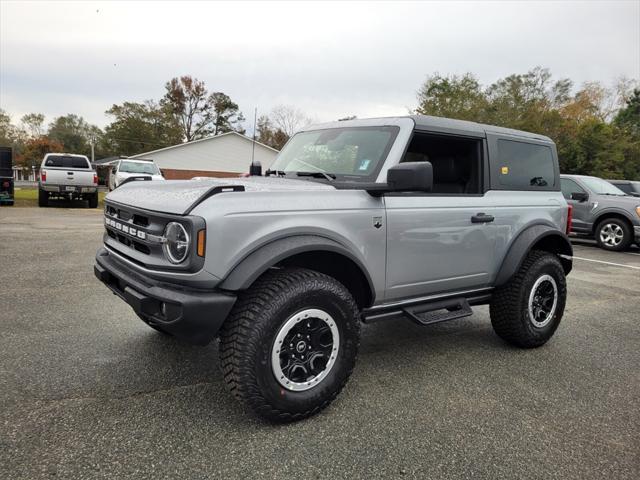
(1, 207, 639, 480)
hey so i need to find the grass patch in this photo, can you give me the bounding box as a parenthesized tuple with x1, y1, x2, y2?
(11, 187, 107, 208)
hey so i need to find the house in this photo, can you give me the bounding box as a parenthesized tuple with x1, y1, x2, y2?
(128, 132, 279, 179)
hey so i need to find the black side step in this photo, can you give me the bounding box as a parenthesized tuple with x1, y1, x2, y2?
(402, 298, 473, 326)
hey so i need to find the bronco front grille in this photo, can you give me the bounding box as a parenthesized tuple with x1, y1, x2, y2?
(102, 200, 205, 273)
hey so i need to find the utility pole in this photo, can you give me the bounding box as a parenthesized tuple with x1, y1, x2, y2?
(90, 135, 96, 163)
(251, 107, 257, 165)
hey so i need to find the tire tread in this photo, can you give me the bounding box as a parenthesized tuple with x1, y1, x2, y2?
(219, 267, 360, 422)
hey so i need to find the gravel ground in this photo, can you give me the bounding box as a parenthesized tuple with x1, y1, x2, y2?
(1, 207, 638, 480)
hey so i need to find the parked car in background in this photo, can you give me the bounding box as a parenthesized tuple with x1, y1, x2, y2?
(108, 159, 164, 191)
(0, 146, 14, 206)
(561, 174, 640, 251)
(607, 179, 640, 197)
(96, 115, 573, 422)
(39, 153, 98, 208)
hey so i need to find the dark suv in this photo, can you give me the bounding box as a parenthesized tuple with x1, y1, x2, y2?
(0, 146, 14, 206)
(607, 179, 640, 197)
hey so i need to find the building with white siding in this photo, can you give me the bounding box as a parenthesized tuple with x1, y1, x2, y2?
(129, 132, 279, 179)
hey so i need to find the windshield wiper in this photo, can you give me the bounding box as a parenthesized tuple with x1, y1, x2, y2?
(265, 169, 287, 177)
(296, 171, 336, 181)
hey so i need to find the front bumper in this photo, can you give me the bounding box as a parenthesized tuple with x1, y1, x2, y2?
(94, 247, 236, 345)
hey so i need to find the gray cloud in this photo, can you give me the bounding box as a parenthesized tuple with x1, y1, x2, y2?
(1, 0, 638, 129)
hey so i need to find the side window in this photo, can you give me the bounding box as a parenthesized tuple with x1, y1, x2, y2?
(401, 133, 482, 194)
(495, 140, 555, 189)
(560, 178, 585, 199)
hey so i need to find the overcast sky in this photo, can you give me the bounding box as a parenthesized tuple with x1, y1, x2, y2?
(1, 0, 639, 131)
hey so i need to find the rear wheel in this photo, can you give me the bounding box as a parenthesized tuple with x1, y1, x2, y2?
(595, 218, 632, 251)
(38, 189, 49, 207)
(219, 268, 360, 422)
(88, 192, 99, 208)
(490, 250, 567, 348)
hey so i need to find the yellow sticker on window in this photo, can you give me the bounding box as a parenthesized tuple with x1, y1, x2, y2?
(501, 166, 509, 174)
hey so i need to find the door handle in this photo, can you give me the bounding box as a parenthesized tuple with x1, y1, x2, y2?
(67, 172, 74, 175)
(471, 213, 495, 223)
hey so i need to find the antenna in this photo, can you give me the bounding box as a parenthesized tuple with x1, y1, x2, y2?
(249, 106, 262, 176)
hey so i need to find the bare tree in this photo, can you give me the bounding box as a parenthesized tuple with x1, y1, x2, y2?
(162, 76, 245, 141)
(270, 105, 313, 137)
(21, 113, 45, 138)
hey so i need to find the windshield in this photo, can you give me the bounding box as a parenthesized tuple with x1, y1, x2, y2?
(270, 126, 400, 180)
(119, 161, 160, 175)
(581, 177, 627, 195)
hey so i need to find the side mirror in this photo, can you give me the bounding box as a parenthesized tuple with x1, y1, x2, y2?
(571, 192, 588, 202)
(387, 162, 433, 192)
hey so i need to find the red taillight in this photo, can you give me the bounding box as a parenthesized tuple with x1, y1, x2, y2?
(41, 170, 46, 182)
(566, 204, 573, 235)
(2, 181, 9, 188)
(93, 174, 98, 185)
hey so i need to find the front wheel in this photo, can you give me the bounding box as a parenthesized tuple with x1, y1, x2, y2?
(219, 268, 360, 422)
(595, 218, 632, 251)
(490, 250, 567, 348)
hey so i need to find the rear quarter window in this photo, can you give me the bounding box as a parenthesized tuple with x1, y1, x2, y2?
(494, 140, 556, 190)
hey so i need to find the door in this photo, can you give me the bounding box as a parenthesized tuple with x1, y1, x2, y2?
(560, 178, 591, 233)
(384, 132, 496, 301)
(385, 196, 497, 300)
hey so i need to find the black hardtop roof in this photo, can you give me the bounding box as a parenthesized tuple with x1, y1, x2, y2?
(307, 115, 553, 143)
(409, 115, 553, 142)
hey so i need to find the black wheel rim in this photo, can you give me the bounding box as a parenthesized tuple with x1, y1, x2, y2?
(528, 274, 558, 328)
(271, 309, 340, 391)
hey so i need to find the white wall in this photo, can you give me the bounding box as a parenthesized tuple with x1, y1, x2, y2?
(131, 133, 278, 173)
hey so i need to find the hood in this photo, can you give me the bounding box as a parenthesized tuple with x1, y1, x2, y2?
(593, 193, 640, 207)
(105, 176, 335, 215)
(118, 172, 164, 179)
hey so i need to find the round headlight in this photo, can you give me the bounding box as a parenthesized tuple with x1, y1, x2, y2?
(163, 222, 190, 264)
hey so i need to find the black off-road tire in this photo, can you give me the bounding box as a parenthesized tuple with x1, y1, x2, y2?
(595, 218, 632, 251)
(490, 250, 567, 348)
(38, 189, 49, 207)
(219, 268, 361, 422)
(88, 192, 99, 208)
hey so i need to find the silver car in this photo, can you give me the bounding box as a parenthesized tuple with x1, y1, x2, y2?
(95, 115, 573, 421)
(561, 174, 640, 251)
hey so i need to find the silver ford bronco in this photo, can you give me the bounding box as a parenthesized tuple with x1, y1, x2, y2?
(95, 116, 573, 421)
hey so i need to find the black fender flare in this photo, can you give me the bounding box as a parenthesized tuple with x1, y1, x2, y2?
(219, 235, 376, 298)
(495, 224, 573, 287)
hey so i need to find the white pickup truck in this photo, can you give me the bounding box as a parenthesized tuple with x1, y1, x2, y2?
(38, 153, 99, 208)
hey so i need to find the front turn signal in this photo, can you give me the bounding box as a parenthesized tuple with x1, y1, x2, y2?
(197, 229, 206, 257)
(636, 206, 640, 218)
